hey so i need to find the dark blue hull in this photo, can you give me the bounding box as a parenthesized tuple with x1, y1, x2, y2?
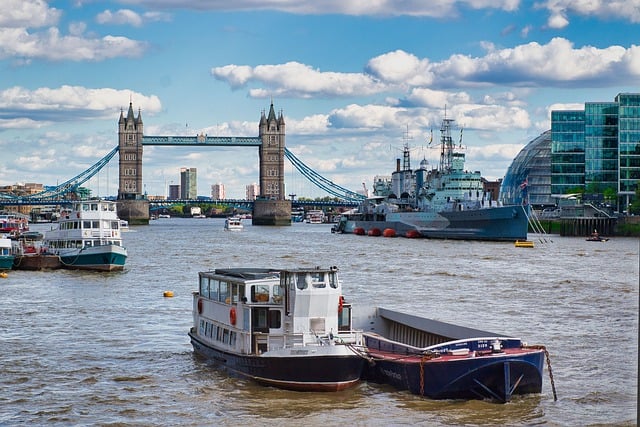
(342, 205, 528, 241)
(189, 331, 365, 392)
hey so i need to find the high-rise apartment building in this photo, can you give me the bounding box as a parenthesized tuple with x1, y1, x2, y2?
(245, 183, 259, 200)
(211, 183, 225, 199)
(180, 168, 197, 199)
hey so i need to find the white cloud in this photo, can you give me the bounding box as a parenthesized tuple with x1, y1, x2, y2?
(123, 0, 519, 18)
(0, 86, 162, 123)
(0, 0, 61, 28)
(96, 9, 144, 27)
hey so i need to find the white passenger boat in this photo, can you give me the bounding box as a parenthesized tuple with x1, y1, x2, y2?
(44, 199, 127, 271)
(223, 216, 243, 231)
(188, 266, 365, 391)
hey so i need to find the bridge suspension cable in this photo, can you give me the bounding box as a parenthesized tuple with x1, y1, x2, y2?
(284, 148, 365, 202)
(21, 146, 119, 200)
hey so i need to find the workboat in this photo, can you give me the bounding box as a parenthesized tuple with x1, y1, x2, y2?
(43, 200, 127, 271)
(224, 216, 243, 231)
(188, 266, 365, 392)
(10, 231, 61, 270)
(332, 115, 529, 240)
(0, 235, 14, 270)
(354, 307, 554, 403)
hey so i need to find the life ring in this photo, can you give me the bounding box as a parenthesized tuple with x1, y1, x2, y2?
(338, 295, 344, 313)
(197, 298, 203, 314)
(229, 307, 237, 325)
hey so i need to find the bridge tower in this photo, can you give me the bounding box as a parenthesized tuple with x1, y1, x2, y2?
(117, 102, 150, 224)
(253, 102, 291, 225)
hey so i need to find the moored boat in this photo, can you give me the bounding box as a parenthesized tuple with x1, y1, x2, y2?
(355, 307, 553, 403)
(43, 200, 127, 271)
(11, 231, 61, 270)
(224, 216, 243, 231)
(333, 114, 529, 241)
(0, 235, 14, 270)
(0, 212, 29, 234)
(188, 266, 365, 392)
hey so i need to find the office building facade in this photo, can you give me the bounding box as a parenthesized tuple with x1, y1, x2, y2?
(180, 168, 197, 199)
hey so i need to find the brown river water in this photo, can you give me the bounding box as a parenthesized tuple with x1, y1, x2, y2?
(1, 218, 637, 426)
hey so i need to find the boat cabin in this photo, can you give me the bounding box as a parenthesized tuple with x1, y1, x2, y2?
(195, 267, 357, 355)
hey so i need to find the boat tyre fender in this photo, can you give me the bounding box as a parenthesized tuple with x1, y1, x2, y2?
(197, 298, 203, 314)
(229, 307, 237, 325)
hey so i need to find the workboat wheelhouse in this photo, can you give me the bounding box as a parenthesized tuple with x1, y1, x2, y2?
(188, 266, 365, 392)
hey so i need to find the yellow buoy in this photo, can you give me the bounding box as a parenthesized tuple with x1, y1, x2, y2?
(163, 290, 174, 298)
(0, 271, 8, 278)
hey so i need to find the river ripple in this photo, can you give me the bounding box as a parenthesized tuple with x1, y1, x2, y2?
(1, 218, 637, 426)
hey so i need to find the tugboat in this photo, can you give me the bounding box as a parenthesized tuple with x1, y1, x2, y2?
(188, 266, 365, 391)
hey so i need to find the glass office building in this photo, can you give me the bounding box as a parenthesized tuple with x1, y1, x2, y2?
(500, 92, 639, 212)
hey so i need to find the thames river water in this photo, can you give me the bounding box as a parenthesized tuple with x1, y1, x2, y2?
(1, 218, 638, 426)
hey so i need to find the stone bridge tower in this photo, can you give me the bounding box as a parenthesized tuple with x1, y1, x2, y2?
(117, 102, 149, 224)
(253, 102, 291, 225)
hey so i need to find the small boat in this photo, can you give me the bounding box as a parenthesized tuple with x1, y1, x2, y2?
(305, 210, 325, 224)
(188, 266, 365, 392)
(356, 307, 553, 403)
(586, 230, 609, 242)
(11, 231, 61, 270)
(43, 199, 128, 271)
(158, 214, 171, 219)
(224, 216, 243, 231)
(119, 219, 130, 232)
(515, 240, 534, 248)
(0, 235, 14, 270)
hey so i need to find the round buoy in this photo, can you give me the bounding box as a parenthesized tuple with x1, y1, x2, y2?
(163, 290, 174, 298)
(0, 271, 8, 278)
(383, 228, 396, 237)
(368, 228, 382, 236)
(353, 227, 366, 235)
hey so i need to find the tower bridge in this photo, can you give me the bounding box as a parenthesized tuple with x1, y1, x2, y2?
(0, 102, 365, 223)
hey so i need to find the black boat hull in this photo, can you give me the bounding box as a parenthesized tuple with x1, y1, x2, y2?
(189, 332, 365, 392)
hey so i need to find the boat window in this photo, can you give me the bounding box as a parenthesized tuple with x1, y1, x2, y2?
(268, 310, 281, 329)
(329, 272, 338, 289)
(230, 283, 239, 303)
(83, 221, 91, 229)
(91, 204, 98, 211)
(111, 221, 119, 230)
(238, 284, 245, 303)
(229, 331, 236, 346)
(252, 284, 270, 302)
(83, 204, 90, 211)
(219, 281, 229, 303)
(310, 272, 326, 288)
(222, 329, 229, 344)
(296, 273, 308, 290)
(199, 276, 209, 298)
(272, 284, 283, 303)
(92, 221, 99, 229)
(210, 280, 219, 301)
(338, 306, 351, 331)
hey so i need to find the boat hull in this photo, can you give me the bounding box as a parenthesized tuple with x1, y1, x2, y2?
(0, 255, 14, 270)
(58, 244, 127, 271)
(189, 331, 365, 392)
(341, 205, 528, 241)
(13, 254, 61, 270)
(362, 334, 544, 402)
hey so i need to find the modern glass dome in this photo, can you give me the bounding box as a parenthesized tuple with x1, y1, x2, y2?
(500, 130, 554, 208)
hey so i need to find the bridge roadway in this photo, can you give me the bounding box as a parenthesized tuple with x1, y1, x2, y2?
(0, 197, 359, 209)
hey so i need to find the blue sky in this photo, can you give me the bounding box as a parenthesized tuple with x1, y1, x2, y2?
(1, 0, 639, 199)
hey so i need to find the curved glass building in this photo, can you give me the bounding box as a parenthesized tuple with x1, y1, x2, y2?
(500, 130, 553, 208)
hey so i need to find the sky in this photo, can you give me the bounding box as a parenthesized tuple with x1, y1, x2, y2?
(1, 0, 639, 199)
